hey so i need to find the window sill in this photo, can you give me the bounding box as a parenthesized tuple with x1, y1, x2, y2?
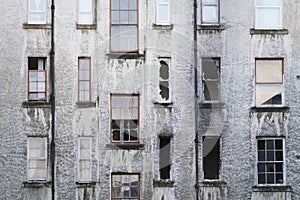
(22, 101, 51, 108)
(76, 181, 97, 188)
(250, 28, 288, 35)
(23, 23, 51, 29)
(153, 180, 174, 187)
(252, 185, 292, 192)
(76, 102, 96, 108)
(106, 53, 145, 59)
(106, 143, 145, 150)
(76, 24, 96, 29)
(200, 181, 227, 187)
(152, 24, 173, 31)
(197, 24, 225, 31)
(199, 102, 224, 109)
(152, 100, 173, 107)
(250, 106, 289, 112)
(23, 181, 51, 188)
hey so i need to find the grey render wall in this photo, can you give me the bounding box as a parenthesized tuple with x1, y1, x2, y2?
(1, 0, 300, 200)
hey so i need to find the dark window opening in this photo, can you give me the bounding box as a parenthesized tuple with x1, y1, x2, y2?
(203, 136, 220, 179)
(202, 58, 220, 101)
(159, 60, 170, 101)
(159, 136, 171, 180)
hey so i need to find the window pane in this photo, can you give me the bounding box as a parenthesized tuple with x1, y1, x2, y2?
(79, 0, 92, 12)
(258, 150, 265, 161)
(29, 13, 45, 23)
(203, 59, 219, 80)
(267, 174, 275, 184)
(203, 137, 220, 179)
(129, 11, 137, 24)
(257, 8, 281, 28)
(113, 130, 121, 140)
(203, 5, 218, 23)
(256, 84, 282, 105)
(258, 174, 266, 184)
(157, 4, 169, 23)
(112, 0, 119, 9)
(266, 164, 275, 172)
(275, 140, 282, 149)
(258, 164, 265, 172)
(256, 0, 281, 6)
(275, 163, 283, 172)
(267, 151, 274, 161)
(258, 140, 265, 150)
(204, 81, 219, 101)
(129, 0, 136, 9)
(120, 0, 129, 9)
(276, 173, 283, 184)
(276, 151, 283, 161)
(256, 60, 282, 83)
(204, 0, 217, 3)
(112, 11, 120, 23)
(120, 11, 129, 23)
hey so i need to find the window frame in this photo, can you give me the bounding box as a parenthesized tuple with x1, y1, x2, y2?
(255, 0, 283, 29)
(28, 0, 47, 24)
(27, 137, 47, 181)
(78, 137, 92, 182)
(111, 173, 140, 200)
(110, 94, 140, 144)
(156, 0, 170, 25)
(201, 0, 220, 25)
(78, 0, 94, 25)
(78, 57, 91, 102)
(28, 57, 47, 101)
(255, 58, 284, 107)
(256, 137, 286, 186)
(110, 0, 139, 53)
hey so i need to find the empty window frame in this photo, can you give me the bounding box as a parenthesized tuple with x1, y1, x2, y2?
(159, 58, 170, 101)
(202, 58, 220, 101)
(78, 57, 91, 102)
(255, 0, 282, 29)
(202, 0, 219, 24)
(257, 138, 284, 185)
(111, 174, 140, 200)
(28, 57, 47, 101)
(156, 0, 170, 25)
(202, 136, 220, 180)
(159, 136, 171, 180)
(111, 94, 139, 143)
(78, 137, 92, 182)
(110, 0, 138, 52)
(255, 59, 283, 106)
(27, 137, 47, 181)
(78, 0, 94, 24)
(28, 0, 46, 24)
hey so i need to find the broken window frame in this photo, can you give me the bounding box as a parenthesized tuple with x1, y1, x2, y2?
(256, 138, 285, 186)
(78, 57, 91, 102)
(255, 58, 284, 107)
(78, 137, 92, 182)
(78, 0, 94, 25)
(201, 0, 220, 25)
(110, 94, 140, 144)
(111, 173, 140, 200)
(28, 0, 46, 24)
(255, 0, 282, 29)
(28, 57, 47, 101)
(27, 137, 47, 181)
(110, 0, 139, 53)
(159, 136, 171, 180)
(156, 0, 170, 25)
(158, 58, 171, 102)
(202, 57, 220, 102)
(202, 136, 220, 180)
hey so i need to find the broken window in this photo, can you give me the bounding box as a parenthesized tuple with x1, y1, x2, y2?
(159, 136, 171, 180)
(111, 0, 138, 52)
(27, 137, 47, 180)
(111, 174, 140, 200)
(78, 137, 92, 182)
(257, 138, 284, 185)
(159, 59, 170, 101)
(156, 0, 170, 25)
(78, 57, 91, 102)
(78, 0, 94, 24)
(202, 0, 219, 24)
(111, 94, 139, 143)
(256, 59, 283, 106)
(28, 0, 46, 24)
(202, 58, 220, 101)
(28, 57, 47, 101)
(255, 0, 282, 29)
(203, 136, 220, 180)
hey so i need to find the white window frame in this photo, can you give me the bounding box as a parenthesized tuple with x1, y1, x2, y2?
(158, 58, 171, 103)
(256, 138, 286, 186)
(255, 0, 283, 29)
(27, 137, 47, 181)
(78, 0, 94, 25)
(78, 137, 92, 182)
(156, 0, 170, 25)
(28, 0, 46, 24)
(201, 0, 220, 25)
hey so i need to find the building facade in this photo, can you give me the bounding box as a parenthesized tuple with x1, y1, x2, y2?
(0, 0, 300, 199)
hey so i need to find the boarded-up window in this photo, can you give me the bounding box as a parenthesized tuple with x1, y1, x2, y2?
(28, 0, 46, 24)
(202, 58, 220, 101)
(78, 0, 93, 24)
(79, 137, 91, 181)
(255, 0, 282, 29)
(156, 0, 170, 25)
(112, 174, 140, 199)
(159, 59, 170, 101)
(27, 137, 47, 180)
(202, 0, 219, 24)
(203, 136, 220, 180)
(111, 94, 139, 143)
(78, 57, 91, 102)
(256, 59, 283, 106)
(159, 136, 171, 180)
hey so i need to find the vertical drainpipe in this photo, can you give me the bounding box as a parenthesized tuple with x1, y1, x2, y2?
(50, 0, 55, 200)
(193, 0, 199, 199)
